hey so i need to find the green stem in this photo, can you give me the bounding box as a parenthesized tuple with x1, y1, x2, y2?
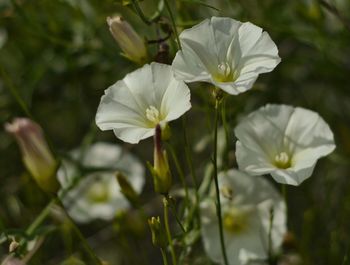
(160, 248, 170, 265)
(181, 118, 200, 216)
(25, 197, 58, 236)
(163, 0, 182, 50)
(163, 196, 177, 265)
(131, 0, 152, 25)
(167, 198, 186, 233)
(58, 199, 103, 265)
(165, 142, 190, 210)
(221, 96, 230, 169)
(213, 99, 229, 265)
(0, 65, 32, 118)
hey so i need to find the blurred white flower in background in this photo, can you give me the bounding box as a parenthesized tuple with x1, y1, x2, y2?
(57, 142, 145, 223)
(200, 169, 286, 265)
(235, 104, 335, 186)
(172, 17, 280, 95)
(95, 62, 191, 144)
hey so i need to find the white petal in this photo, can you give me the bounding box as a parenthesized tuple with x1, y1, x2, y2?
(58, 142, 145, 223)
(235, 104, 295, 158)
(96, 63, 191, 143)
(235, 141, 275, 176)
(201, 170, 287, 264)
(172, 17, 279, 96)
(161, 79, 191, 121)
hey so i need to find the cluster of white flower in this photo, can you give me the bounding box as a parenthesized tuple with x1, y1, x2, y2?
(94, 16, 336, 265)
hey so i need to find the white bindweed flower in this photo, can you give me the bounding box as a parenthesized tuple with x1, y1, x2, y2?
(95, 62, 191, 144)
(172, 17, 280, 95)
(57, 142, 145, 223)
(235, 104, 336, 186)
(201, 169, 286, 265)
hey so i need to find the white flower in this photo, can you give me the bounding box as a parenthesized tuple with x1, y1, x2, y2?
(172, 17, 280, 95)
(95, 62, 191, 144)
(57, 142, 145, 223)
(235, 104, 336, 186)
(201, 169, 286, 265)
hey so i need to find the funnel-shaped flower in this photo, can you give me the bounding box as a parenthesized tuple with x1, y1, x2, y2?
(172, 17, 280, 95)
(107, 16, 148, 64)
(235, 104, 335, 185)
(57, 142, 145, 223)
(201, 169, 286, 265)
(96, 63, 191, 144)
(5, 118, 59, 193)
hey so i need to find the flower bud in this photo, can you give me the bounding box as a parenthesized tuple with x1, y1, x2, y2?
(9, 238, 19, 253)
(107, 16, 148, 64)
(148, 216, 167, 248)
(149, 125, 172, 195)
(116, 172, 139, 207)
(5, 118, 59, 193)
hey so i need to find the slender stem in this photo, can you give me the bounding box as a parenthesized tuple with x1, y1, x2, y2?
(267, 207, 274, 263)
(0, 65, 32, 118)
(181, 118, 200, 214)
(58, 199, 103, 265)
(160, 248, 170, 265)
(131, 0, 152, 25)
(25, 197, 58, 236)
(165, 142, 190, 209)
(163, 196, 177, 265)
(213, 99, 229, 265)
(163, 0, 182, 50)
(167, 198, 186, 233)
(221, 96, 230, 169)
(282, 184, 287, 203)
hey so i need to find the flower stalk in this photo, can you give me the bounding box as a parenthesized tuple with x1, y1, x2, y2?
(213, 94, 229, 265)
(163, 196, 177, 265)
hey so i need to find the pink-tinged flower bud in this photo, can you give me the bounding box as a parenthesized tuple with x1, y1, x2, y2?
(107, 16, 148, 64)
(148, 125, 172, 195)
(5, 118, 59, 193)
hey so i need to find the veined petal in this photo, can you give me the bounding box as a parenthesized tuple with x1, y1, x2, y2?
(96, 63, 191, 144)
(235, 104, 335, 186)
(172, 17, 280, 95)
(201, 169, 286, 265)
(161, 79, 191, 121)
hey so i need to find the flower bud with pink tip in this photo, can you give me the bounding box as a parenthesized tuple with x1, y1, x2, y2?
(5, 118, 59, 193)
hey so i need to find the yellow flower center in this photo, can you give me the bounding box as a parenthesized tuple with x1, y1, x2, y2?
(87, 181, 110, 203)
(213, 62, 237, 83)
(274, 152, 292, 169)
(146, 105, 161, 126)
(223, 207, 248, 234)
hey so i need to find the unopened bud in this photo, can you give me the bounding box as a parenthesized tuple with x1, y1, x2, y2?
(149, 125, 172, 194)
(5, 118, 59, 193)
(148, 216, 167, 248)
(116, 173, 139, 207)
(9, 239, 19, 253)
(107, 16, 148, 64)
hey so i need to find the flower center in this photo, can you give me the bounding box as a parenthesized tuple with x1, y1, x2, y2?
(274, 152, 292, 169)
(213, 62, 236, 83)
(146, 105, 161, 126)
(223, 207, 248, 234)
(87, 181, 110, 203)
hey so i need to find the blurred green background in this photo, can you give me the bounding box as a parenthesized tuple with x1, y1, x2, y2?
(0, 0, 350, 264)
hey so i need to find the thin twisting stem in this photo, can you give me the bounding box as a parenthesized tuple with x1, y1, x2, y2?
(165, 142, 190, 209)
(131, 0, 152, 25)
(182, 117, 200, 222)
(163, 196, 177, 265)
(213, 99, 229, 265)
(58, 199, 103, 265)
(163, 0, 182, 50)
(160, 248, 169, 265)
